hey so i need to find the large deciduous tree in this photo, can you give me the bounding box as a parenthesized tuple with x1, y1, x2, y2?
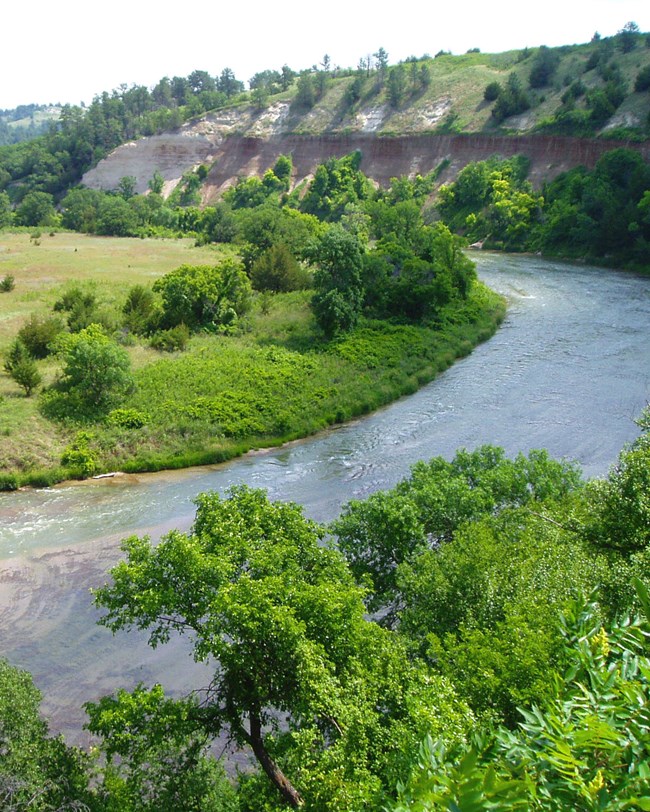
(91, 486, 471, 809)
(0, 658, 91, 810)
(308, 224, 366, 338)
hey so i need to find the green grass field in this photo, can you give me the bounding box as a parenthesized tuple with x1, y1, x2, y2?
(0, 231, 505, 487)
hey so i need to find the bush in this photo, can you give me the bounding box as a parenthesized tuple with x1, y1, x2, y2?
(528, 45, 560, 88)
(0, 473, 19, 491)
(483, 81, 501, 102)
(4, 338, 31, 373)
(107, 408, 148, 429)
(153, 260, 252, 332)
(634, 64, 650, 92)
(0, 274, 15, 292)
(9, 357, 41, 396)
(250, 243, 310, 292)
(17, 314, 65, 358)
(60, 431, 98, 477)
(149, 324, 190, 352)
(45, 324, 135, 420)
(53, 285, 116, 333)
(122, 284, 156, 334)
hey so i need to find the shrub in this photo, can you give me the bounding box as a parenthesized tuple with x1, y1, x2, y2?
(60, 431, 98, 477)
(0, 473, 19, 491)
(149, 324, 190, 352)
(9, 357, 41, 396)
(153, 260, 252, 332)
(0, 274, 15, 292)
(107, 408, 148, 429)
(4, 338, 31, 373)
(17, 314, 65, 358)
(634, 64, 650, 92)
(122, 284, 157, 334)
(250, 244, 310, 292)
(53, 285, 116, 333)
(483, 81, 501, 102)
(46, 324, 135, 420)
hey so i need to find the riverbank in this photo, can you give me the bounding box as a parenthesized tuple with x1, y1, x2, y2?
(0, 259, 505, 489)
(3, 253, 649, 751)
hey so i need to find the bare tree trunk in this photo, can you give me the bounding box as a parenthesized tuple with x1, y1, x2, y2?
(247, 712, 304, 808)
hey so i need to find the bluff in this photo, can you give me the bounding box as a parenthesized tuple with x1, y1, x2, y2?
(82, 116, 650, 202)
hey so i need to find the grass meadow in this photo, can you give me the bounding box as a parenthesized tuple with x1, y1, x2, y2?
(0, 231, 505, 487)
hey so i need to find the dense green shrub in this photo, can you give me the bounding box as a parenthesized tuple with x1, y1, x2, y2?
(483, 81, 501, 101)
(250, 243, 310, 292)
(122, 283, 157, 334)
(43, 324, 134, 420)
(106, 408, 148, 429)
(17, 313, 65, 358)
(9, 356, 41, 396)
(635, 64, 650, 91)
(153, 260, 252, 332)
(149, 324, 190, 352)
(60, 431, 99, 477)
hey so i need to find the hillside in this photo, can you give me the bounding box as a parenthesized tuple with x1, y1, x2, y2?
(79, 35, 650, 197)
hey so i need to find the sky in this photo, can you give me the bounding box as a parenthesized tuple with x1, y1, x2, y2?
(2, 0, 649, 111)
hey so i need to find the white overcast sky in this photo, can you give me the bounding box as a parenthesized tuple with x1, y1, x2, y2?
(2, 0, 649, 110)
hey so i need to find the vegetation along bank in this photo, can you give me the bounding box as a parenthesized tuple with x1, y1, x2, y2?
(0, 153, 504, 487)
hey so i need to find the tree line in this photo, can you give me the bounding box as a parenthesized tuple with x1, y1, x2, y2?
(436, 148, 650, 269)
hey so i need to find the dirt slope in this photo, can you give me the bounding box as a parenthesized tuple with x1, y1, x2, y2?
(81, 101, 650, 199)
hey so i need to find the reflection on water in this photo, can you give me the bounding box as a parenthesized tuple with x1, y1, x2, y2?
(0, 253, 649, 742)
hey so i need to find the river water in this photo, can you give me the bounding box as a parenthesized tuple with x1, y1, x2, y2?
(0, 253, 648, 743)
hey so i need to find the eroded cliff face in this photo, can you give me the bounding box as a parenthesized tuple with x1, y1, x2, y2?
(81, 102, 650, 200)
(200, 133, 650, 202)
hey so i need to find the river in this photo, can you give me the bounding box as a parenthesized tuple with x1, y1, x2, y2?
(0, 252, 648, 744)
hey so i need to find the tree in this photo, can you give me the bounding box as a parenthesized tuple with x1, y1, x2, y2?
(300, 151, 371, 221)
(390, 585, 650, 811)
(0, 190, 12, 227)
(153, 259, 252, 332)
(148, 169, 165, 194)
(635, 64, 650, 92)
(116, 175, 137, 200)
(122, 283, 157, 334)
(333, 445, 582, 622)
(86, 684, 238, 812)
(294, 71, 315, 109)
(308, 225, 366, 338)
(388, 65, 407, 108)
(60, 186, 104, 232)
(483, 81, 501, 102)
(14, 191, 56, 227)
(374, 47, 389, 84)
(17, 313, 64, 358)
(47, 324, 134, 419)
(528, 45, 559, 88)
(0, 658, 91, 810)
(218, 68, 243, 98)
(582, 413, 650, 554)
(92, 486, 471, 809)
(617, 21, 640, 53)
(251, 85, 269, 110)
(9, 356, 41, 396)
(492, 73, 530, 122)
(188, 69, 216, 94)
(96, 194, 139, 236)
(250, 244, 309, 292)
(280, 64, 296, 90)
